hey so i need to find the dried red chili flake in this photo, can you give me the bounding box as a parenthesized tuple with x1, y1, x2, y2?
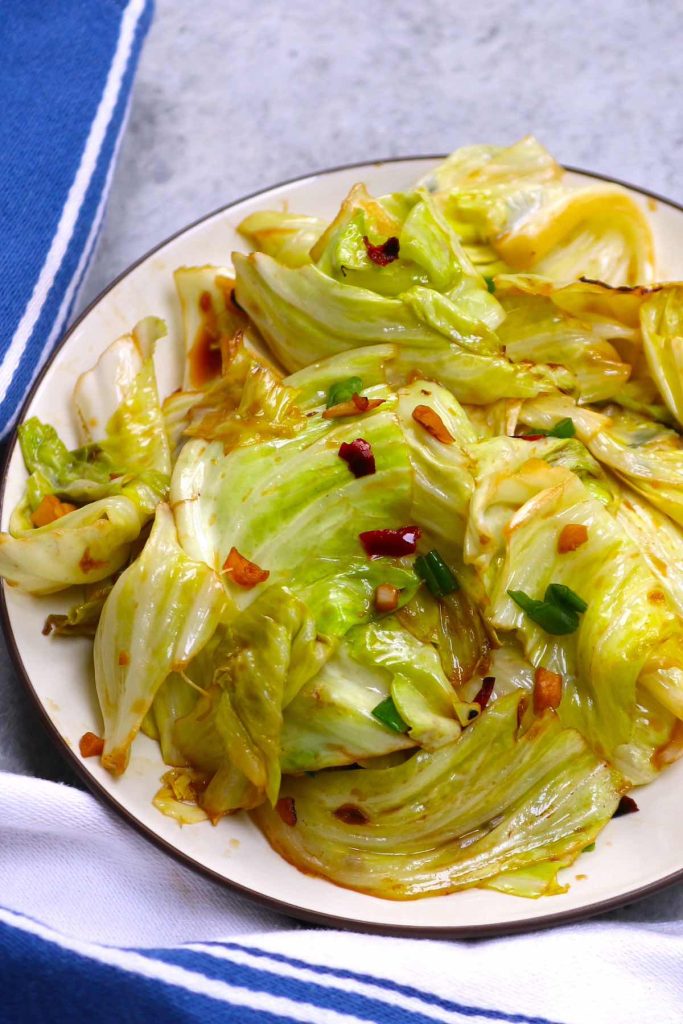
(473, 676, 495, 710)
(613, 795, 639, 818)
(359, 526, 421, 558)
(338, 438, 376, 478)
(334, 804, 369, 825)
(276, 797, 297, 826)
(519, 434, 546, 442)
(223, 547, 270, 589)
(412, 405, 455, 444)
(322, 396, 385, 420)
(363, 235, 400, 266)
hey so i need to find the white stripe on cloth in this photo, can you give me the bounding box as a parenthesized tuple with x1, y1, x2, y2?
(0, 0, 146, 406)
(242, 926, 683, 1024)
(184, 942, 513, 1024)
(0, 906, 389, 1024)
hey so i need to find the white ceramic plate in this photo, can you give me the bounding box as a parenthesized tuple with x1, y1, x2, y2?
(3, 158, 683, 937)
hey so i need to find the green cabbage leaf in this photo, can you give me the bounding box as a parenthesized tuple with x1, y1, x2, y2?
(238, 210, 326, 267)
(641, 285, 683, 428)
(420, 137, 654, 286)
(465, 445, 683, 775)
(254, 692, 621, 899)
(520, 395, 683, 527)
(94, 503, 227, 775)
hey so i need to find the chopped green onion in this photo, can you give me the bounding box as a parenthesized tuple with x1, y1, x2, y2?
(544, 583, 588, 614)
(484, 276, 496, 294)
(508, 582, 588, 635)
(547, 418, 576, 439)
(414, 553, 441, 594)
(371, 695, 409, 733)
(508, 589, 581, 635)
(521, 418, 576, 440)
(583, 842, 596, 852)
(326, 376, 362, 408)
(414, 549, 459, 597)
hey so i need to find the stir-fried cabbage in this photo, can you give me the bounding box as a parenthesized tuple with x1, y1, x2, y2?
(6, 139, 683, 903)
(419, 137, 654, 286)
(465, 447, 683, 772)
(255, 693, 621, 899)
(238, 210, 326, 267)
(94, 503, 227, 775)
(641, 286, 683, 427)
(0, 319, 170, 593)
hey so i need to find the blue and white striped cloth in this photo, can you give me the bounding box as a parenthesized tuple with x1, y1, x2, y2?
(1, 4, 683, 1022)
(0, 0, 153, 439)
(2, 773, 682, 1024)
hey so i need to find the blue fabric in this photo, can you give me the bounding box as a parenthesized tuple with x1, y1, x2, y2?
(0, 908, 563, 1024)
(0, 0, 154, 439)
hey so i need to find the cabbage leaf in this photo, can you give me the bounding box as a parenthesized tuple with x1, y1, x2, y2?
(420, 137, 654, 286)
(641, 285, 683, 428)
(520, 395, 683, 527)
(238, 210, 326, 267)
(0, 494, 145, 595)
(254, 692, 621, 899)
(465, 446, 683, 769)
(94, 504, 227, 775)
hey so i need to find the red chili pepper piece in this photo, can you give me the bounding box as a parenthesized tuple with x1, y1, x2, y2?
(276, 797, 297, 826)
(359, 526, 421, 557)
(519, 434, 546, 442)
(473, 676, 495, 710)
(223, 547, 269, 589)
(323, 396, 385, 419)
(338, 438, 376, 478)
(613, 794, 639, 818)
(363, 235, 400, 266)
(412, 405, 455, 444)
(334, 804, 369, 825)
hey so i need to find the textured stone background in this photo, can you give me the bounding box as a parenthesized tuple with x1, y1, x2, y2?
(3, 0, 683, 919)
(81, 0, 683, 306)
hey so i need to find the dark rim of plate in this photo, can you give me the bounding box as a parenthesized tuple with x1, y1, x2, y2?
(2, 156, 682, 939)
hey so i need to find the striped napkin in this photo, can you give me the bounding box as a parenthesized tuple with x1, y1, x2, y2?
(3, 772, 682, 1024)
(1, 4, 683, 1024)
(0, 0, 153, 439)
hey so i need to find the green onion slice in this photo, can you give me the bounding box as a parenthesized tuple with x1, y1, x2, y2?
(547, 417, 576, 439)
(507, 585, 587, 636)
(523, 417, 576, 440)
(371, 696, 409, 733)
(544, 582, 588, 614)
(414, 549, 459, 598)
(326, 376, 363, 408)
